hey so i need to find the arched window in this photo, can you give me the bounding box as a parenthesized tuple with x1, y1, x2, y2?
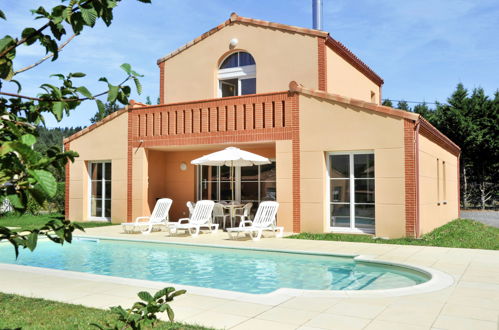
(218, 52, 256, 97)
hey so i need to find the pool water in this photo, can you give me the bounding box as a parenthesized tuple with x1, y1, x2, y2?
(0, 239, 429, 294)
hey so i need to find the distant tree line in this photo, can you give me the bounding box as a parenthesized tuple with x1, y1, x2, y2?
(384, 84, 498, 210)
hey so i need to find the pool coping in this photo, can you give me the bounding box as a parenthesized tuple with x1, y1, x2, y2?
(0, 235, 454, 305)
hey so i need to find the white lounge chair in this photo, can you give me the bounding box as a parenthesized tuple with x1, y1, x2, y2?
(227, 201, 282, 241)
(121, 198, 172, 234)
(171, 200, 218, 237)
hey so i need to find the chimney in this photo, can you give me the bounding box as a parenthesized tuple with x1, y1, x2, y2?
(312, 0, 323, 30)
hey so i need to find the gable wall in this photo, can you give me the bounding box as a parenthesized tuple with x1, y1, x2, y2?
(162, 23, 319, 103)
(67, 112, 128, 223)
(326, 47, 381, 104)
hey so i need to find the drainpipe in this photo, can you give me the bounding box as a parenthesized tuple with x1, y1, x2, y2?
(415, 120, 421, 238)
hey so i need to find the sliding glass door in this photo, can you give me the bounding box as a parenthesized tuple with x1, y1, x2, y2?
(329, 153, 375, 233)
(197, 161, 276, 205)
(89, 161, 111, 220)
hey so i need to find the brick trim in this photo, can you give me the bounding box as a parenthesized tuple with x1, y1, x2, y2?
(404, 119, 417, 237)
(317, 37, 327, 91)
(419, 117, 461, 156)
(325, 36, 384, 86)
(64, 142, 70, 220)
(159, 62, 165, 104)
(127, 110, 133, 222)
(291, 93, 301, 233)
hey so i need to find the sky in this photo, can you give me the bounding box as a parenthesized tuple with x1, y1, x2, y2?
(2, 0, 499, 128)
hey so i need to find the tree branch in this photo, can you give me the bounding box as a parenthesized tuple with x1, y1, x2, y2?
(0, 76, 131, 102)
(14, 34, 77, 76)
(0, 0, 97, 60)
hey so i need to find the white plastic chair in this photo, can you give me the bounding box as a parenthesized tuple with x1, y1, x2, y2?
(227, 201, 282, 241)
(172, 200, 217, 237)
(233, 202, 253, 226)
(186, 201, 195, 217)
(121, 198, 172, 234)
(213, 203, 230, 229)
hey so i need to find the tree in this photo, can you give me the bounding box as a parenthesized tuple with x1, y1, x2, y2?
(382, 99, 393, 107)
(396, 100, 410, 111)
(90, 102, 120, 123)
(0, 0, 149, 255)
(432, 84, 498, 209)
(413, 102, 433, 120)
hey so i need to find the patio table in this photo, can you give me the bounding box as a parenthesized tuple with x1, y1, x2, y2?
(222, 202, 244, 227)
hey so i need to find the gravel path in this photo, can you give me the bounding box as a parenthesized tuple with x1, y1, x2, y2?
(461, 210, 499, 228)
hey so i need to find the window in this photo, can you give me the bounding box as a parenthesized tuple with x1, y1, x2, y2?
(89, 161, 111, 219)
(329, 153, 375, 233)
(218, 52, 256, 97)
(197, 161, 276, 205)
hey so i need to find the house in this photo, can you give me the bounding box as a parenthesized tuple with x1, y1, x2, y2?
(64, 13, 460, 238)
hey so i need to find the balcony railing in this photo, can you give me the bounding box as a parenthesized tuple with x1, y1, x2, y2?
(131, 92, 294, 141)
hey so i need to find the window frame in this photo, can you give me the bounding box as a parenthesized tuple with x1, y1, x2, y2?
(87, 160, 112, 222)
(218, 52, 256, 98)
(327, 151, 375, 234)
(196, 159, 276, 204)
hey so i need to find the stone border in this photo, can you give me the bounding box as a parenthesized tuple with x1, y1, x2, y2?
(0, 236, 454, 305)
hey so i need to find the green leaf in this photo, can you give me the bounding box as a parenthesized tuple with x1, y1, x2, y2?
(27, 232, 38, 251)
(7, 194, 23, 209)
(0, 10, 6, 20)
(133, 77, 142, 95)
(96, 99, 105, 115)
(166, 305, 174, 322)
(10, 142, 39, 163)
(21, 28, 38, 46)
(107, 85, 119, 102)
(120, 63, 132, 75)
(77, 86, 92, 98)
(21, 134, 37, 146)
(137, 291, 154, 302)
(29, 169, 57, 197)
(0, 36, 14, 53)
(10, 79, 22, 93)
(81, 7, 98, 26)
(52, 102, 64, 121)
(71, 72, 86, 78)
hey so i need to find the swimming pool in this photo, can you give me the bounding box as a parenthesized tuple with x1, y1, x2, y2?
(0, 238, 429, 294)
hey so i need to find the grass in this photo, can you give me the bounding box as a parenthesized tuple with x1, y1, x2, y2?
(0, 292, 211, 330)
(0, 213, 117, 231)
(288, 219, 499, 250)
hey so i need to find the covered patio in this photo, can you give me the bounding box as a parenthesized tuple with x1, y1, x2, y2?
(134, 142, 290, 230)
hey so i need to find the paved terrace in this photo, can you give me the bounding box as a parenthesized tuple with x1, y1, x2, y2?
(0, 226, 498, 330)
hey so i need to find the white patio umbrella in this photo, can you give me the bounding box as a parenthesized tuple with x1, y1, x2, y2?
(191, 147, 271, 201)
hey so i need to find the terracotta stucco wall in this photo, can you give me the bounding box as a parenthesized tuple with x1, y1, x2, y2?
(326, 47, 381, 104)
(298, 94, 406, 238)
(68, 112, 128, 223)
(142, 146, 277, 223)
(162, 23, 318, 103)
(418, 135, 459, 234)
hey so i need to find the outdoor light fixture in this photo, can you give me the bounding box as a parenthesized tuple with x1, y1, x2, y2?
(180, 162, 187, 171)
(229, 38, 238, 48)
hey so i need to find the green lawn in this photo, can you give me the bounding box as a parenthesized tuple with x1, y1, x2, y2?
(0, 213, 117, 231)
(0, 292, 211, 330)
(288, 219, 499, 250)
